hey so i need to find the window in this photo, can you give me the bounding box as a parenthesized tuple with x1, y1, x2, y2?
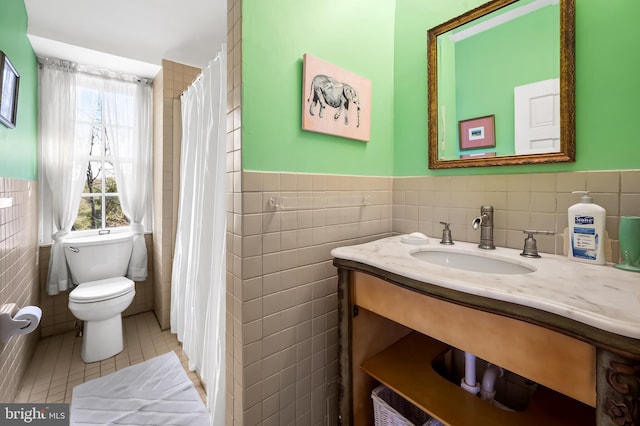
(72, 96, 129, 231)
(38, 62, 152, 248)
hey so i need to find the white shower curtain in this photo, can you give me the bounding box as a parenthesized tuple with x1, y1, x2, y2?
(170, 46, 226, 426)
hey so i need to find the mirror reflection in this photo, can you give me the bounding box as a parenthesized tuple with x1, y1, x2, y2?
(428, 0, 575, 169)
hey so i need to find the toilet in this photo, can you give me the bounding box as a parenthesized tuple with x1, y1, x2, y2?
(63, 232, 136, 363)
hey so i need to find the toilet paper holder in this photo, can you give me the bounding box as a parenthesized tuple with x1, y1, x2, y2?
(0, 303, 42, 344)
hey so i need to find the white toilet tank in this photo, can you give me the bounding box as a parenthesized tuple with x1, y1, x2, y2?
(63, 232, 134, 285)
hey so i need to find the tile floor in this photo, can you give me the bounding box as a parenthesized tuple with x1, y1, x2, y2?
(14, 311, 206, 404)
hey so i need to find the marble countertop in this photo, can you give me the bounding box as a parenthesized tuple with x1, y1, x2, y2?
(331, 235, 640, 340)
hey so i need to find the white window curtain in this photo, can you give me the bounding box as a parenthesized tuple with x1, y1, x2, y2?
(39, 63, 100, 295)
(171, 46, 226, 426)
(102, 80, 153, 280)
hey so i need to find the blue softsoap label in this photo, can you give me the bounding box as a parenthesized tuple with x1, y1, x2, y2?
(572, 218, 598, 260)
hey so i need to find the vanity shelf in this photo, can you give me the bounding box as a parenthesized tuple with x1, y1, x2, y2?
(361, 331, 595, 426)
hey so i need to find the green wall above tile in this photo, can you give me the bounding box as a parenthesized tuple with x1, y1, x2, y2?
(242, 0, 640, 176)
(0, 0, 38, 181)
(241, 0, 396, 176)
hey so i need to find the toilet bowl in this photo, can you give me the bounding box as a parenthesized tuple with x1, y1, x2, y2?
(69, 277, 135, 362)
(64, 232, 136, 363)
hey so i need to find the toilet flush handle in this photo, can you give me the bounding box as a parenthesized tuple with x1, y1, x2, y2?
(66, 246, 80, 253)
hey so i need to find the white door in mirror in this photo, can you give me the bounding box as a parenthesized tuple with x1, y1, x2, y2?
(514, 78, 560, 155)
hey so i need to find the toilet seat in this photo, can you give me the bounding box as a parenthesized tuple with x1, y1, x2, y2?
(69, 277, 135, 304)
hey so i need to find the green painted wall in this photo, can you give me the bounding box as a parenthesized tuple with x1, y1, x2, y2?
(243, 0, 640, 176)
(0, 0, 38, 180)
(394, 0, 640, 175)
(242, 0, 395, 175)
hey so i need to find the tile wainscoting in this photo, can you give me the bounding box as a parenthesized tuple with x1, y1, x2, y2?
(393, 170, 640, 262)
(0, 178, 39, 403)
(229, 171, 393, 425)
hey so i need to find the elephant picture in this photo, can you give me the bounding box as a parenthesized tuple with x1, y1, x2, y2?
(302, 54, 371, 141)
(307, 74, 360, 128)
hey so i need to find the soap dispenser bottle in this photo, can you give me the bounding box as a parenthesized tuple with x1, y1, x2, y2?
(568, 191, 606, 265)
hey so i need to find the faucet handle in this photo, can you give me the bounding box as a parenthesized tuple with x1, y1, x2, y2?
(520, 230, 555, 258)
(439, 222, 454, 245)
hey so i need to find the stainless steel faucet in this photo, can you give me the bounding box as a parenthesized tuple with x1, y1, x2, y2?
(472, 205, 495, 250)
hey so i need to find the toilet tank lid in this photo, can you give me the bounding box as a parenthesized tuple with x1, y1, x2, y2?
(70, 277, 135, 301)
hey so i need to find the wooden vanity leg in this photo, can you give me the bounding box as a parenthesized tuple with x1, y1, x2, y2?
(337, 268, 352, 426)
(596, 348, 640, 426)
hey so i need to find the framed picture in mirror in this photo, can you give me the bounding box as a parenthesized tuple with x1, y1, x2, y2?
(459, 115, 495, 150)
(0, 51, 20, 129)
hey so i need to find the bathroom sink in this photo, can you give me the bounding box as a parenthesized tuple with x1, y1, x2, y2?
(411, 250, 535, 275)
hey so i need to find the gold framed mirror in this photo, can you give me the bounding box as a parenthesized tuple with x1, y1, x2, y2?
(427, 0, 575, 169)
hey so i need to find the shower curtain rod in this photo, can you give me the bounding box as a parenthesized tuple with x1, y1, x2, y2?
(181, 50, 224, 97)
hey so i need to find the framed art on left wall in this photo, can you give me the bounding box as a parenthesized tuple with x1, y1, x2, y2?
(0, 51, 20, 129)
(302, 54, 371, 142)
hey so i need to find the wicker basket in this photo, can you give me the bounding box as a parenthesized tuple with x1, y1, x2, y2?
(371, 385, 435, 426)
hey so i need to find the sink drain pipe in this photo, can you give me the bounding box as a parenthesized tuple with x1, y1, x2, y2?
(460, 353, 504, 398)
(460, 352, 481, 395)
(480, 363, 504, 401)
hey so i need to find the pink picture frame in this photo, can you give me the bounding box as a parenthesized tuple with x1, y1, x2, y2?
(459, 115, 495, 150)
(302, 54, 371, 142)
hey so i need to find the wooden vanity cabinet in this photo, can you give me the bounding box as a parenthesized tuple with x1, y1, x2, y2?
(334, 261, 640, 426)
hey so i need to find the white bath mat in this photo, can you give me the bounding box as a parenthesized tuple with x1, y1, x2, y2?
(70, 351, 209, 426)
